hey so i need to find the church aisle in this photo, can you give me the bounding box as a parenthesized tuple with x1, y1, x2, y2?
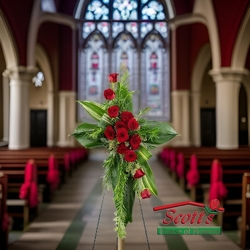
(7, 149, 241, 250)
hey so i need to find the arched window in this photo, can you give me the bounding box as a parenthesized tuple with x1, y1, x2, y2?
(78, 0, 170, 121)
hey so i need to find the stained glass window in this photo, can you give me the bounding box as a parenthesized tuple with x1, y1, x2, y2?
(79, 34, 108, 121)
(113, 0, 138, 20)
(141, 34, 169, 119)
(85, 0, 109, 20)
(78, 0, 170, 121)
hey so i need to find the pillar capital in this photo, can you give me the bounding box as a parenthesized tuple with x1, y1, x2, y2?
(4, 66, 38, 81)
(209, 67, 248, 83)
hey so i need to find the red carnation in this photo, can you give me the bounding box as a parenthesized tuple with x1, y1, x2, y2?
(104, 126, 115, 140)
(117, 143, 128, 154)
(124, 150, 137, 162)
(128, 118, 139, 130)
(116, 128, 129, 143)
(115, 121, 127, 130)
(108, 105, 119, 118)
(133, 169, 145, 179)
(121, 111, 133, 122)
(104, 89, 115, 100)
(129, 134, 141, 150)
(141, 189, 151, 199)
(108, 73, 119, 83)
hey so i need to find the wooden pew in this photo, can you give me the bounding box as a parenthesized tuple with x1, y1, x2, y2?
(241, 172, 250, 250)
(0, 147, 87, 229)
(0, 147, 88, 195)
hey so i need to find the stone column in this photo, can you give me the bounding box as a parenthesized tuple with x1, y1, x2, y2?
(171, 90, 190, 146)
(68, 91, 76, 146)
(57, 91, 76, 147)
(8, 68, 36, 149)
(58, 92, 67, 147)
(47, 90, 54, 147)
(209, 68, 248, 149)
(191, 91, 201, 146)
(2, 71, 10, 142)
(182, 91, 190, 146)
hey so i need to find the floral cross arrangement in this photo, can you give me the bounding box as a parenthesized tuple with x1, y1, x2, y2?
(72, 71, 177, 239)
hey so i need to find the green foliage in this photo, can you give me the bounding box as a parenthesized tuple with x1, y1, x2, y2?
(109, 72, 133, 112)
(113, 162, 128, 238)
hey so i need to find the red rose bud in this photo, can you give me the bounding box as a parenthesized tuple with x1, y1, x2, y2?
(115, 121, 127, 129)
(117, 128, 129, 143)
(209, 199, 220, 211)
(129, 134, 141, 150)
(104, 125, 116, 140)
(141, 189, 151, 199)
(121, 111, 134, 122)
(133, 169, 145, 179)
(124, 150, 137, 162)
(108, 105, 119, 118)
(128, 118, 139, 130)
(117, 143, 128, 154)
(108, 73, 119, 83)
(104, 89, 115, 100)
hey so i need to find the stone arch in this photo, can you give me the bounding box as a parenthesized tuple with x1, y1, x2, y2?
(190, 43, 212, 146)
(0, 10, 18, 69)
(0, 10, 19, 144)
(35, 44, 55, 146)
(231, 8, 250, 69)
(231, 7, 250, 145)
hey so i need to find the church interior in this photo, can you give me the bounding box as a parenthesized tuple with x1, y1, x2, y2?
(0, 0, 250, 249)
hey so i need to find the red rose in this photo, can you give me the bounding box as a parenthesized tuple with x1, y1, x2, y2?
(117, 143, 128, 154)
(104, 125, 115, 140)
(104, 89, 115, 100)
(209, 199, 220, 211)
(124, 150, 137, 162)
(141, 189, 151, 199)
(129, 134, 141, 150)
(115, 121, 127, 130)
(128, 118, 139, 130)
(116, 128, 129, 143)
(133, 169, 145, 179)
(108, 73, 119, 83)
(121, 111, 133, 122)
(108, 105, 119, 118)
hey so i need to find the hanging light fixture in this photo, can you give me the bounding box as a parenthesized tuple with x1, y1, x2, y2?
(32, 71, 44, 87)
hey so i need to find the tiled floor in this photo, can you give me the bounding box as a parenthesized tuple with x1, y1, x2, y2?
(7, 149, 242, 250)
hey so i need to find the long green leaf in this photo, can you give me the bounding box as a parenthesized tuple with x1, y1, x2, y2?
(141, 161, 158, 196)
(143, 121, 178, 145)
(78, 101, 107, 122)
(71, 122, 103, 148)
(72, 122, 100, 134)
(136, 146, 157, 196)
(72, 133, 103, 148)
(137, 145, 152, 163)
(123, 176, 135, 225)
